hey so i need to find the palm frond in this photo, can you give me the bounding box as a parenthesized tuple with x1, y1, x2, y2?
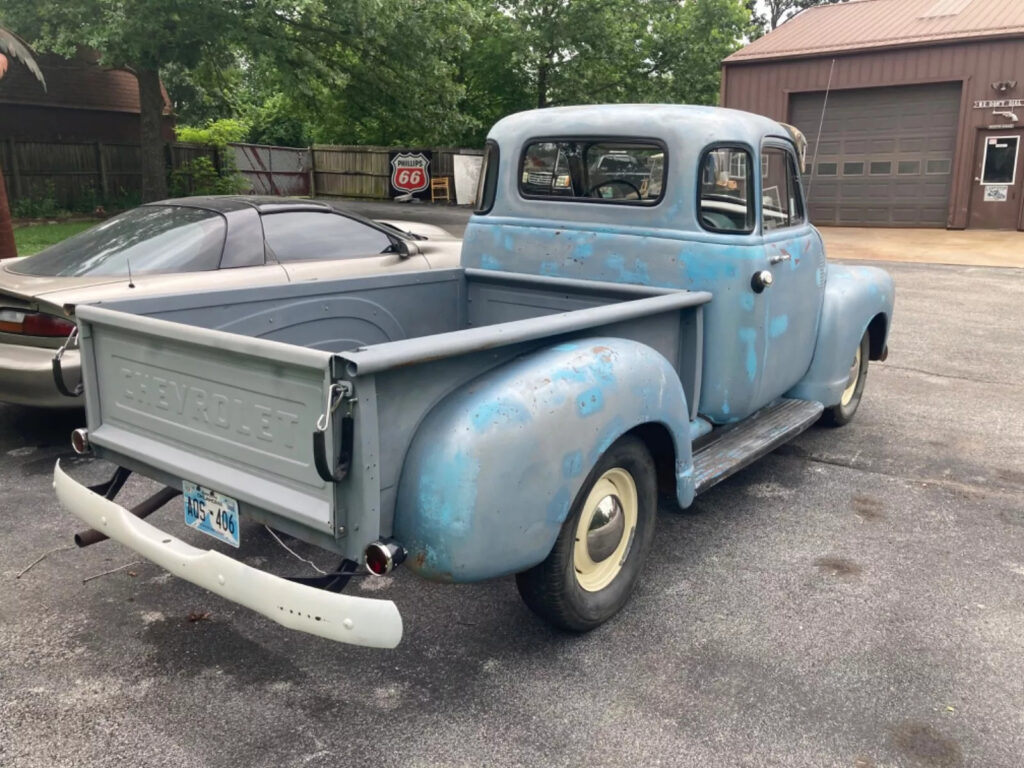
(0, 27, 46, 91)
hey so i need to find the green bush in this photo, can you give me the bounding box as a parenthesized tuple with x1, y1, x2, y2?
(173, 119, 252, 196)
(169, 156, 249, 197)
(175, 119, 250, 149)
(11, 182, 143, 220)
(11, 182, 61, 218)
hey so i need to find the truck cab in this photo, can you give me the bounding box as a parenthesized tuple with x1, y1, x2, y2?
(464, 104, 891, 424)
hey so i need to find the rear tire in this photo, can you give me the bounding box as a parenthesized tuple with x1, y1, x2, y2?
(822, 332, 870, 427)
(515, 435, 657, 632)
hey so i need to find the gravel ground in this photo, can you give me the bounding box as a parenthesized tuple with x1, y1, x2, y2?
(1, 213, 1021, 767)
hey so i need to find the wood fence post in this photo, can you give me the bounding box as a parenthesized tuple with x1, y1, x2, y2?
(95, 142, 109, 200)
(308, 146, 317, 198)
(7, 138, 22, 201)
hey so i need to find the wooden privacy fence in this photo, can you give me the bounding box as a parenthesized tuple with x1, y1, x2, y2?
(311, 145, 482, 201)
(1, 139, 482, 208)
(231, 143, 311, 197)
(0, 139, 217, 210)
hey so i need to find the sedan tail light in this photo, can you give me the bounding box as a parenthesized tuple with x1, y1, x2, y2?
(0, 309, 75, 337)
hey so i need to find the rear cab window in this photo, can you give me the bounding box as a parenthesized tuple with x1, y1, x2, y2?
(519, 139, 665, 205)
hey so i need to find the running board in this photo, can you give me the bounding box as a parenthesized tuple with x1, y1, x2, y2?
(693, 398, 824, 495)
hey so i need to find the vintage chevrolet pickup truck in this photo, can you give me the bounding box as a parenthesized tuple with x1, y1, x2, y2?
(54, 105, 894, 649)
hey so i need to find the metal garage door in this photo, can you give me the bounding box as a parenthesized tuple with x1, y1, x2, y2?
(790, 83, 961, 227)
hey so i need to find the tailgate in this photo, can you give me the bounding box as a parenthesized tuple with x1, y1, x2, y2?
(75, 304, 339, 533)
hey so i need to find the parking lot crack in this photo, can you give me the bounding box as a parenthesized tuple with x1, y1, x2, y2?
(775, 445, 1023, 499)
(881, 363, 1009, 386)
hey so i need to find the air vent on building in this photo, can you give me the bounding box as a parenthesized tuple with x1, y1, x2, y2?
(919, 0, 975, 18)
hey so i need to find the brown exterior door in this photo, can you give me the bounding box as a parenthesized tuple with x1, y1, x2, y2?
(968, 131, 1023, 230)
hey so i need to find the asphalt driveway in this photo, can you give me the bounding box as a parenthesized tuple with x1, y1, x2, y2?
(0, 214, 1022, 767)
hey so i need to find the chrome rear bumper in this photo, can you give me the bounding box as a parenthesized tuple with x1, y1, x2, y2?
(53, 461, 403, 648)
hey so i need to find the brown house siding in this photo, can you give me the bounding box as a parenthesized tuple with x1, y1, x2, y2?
(721, 37, 1024, 229)
(0, 104, 173, 144)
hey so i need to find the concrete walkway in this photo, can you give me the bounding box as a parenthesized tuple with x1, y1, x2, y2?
(820, 226, 1023, 268)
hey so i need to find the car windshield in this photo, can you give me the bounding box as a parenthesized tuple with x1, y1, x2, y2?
(11, 205, 227, 277)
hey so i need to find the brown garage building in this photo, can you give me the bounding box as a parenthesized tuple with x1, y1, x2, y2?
(721, 0, 1024, 230)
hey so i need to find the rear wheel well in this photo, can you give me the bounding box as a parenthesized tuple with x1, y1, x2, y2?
(867, 313, 888, 360)
(627, 423, 677, 500)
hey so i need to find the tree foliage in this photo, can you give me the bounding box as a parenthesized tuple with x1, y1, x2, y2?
(754, 0, 849, 34)
(5, 0, 754, 196)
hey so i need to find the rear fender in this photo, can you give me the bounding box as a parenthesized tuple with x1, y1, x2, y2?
(394, 337, 693, 582)
(787, 264, 894, 406)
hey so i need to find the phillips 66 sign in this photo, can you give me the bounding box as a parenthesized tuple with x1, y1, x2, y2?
(389, 151, 432, 199)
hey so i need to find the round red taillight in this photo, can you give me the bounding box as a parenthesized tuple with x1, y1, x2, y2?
(70, 428, 91, 455)
(365, 544, 392, 575)
(364, 540, 406, 576)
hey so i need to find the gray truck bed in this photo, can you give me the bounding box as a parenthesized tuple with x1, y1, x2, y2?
(75, 267, 710, 560)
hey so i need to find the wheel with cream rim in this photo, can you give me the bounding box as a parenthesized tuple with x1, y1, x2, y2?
(515, 435, 656, 632)
(822, 332, 870, 427)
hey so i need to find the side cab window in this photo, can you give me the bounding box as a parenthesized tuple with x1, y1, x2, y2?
(697, 147, 754, 233)
(761, 145, 806, 231)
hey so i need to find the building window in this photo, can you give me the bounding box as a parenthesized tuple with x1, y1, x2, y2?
(730, 153, 748, 179)
(698, 147, 753, 233)
(816, 162, 838, 176)
(898, 160, 921, 175)
(869, 161, 892, 176)
(842, 161, 864, 176)
(925, 159, 952, 175)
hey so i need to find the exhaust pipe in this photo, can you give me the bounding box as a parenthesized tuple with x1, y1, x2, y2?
(71, 428, 91, 455)
(74, 486, 182, 547)
(364, 539, 406, 575)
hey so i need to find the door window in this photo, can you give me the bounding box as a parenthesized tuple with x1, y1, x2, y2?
(981, 136, 1020, 185)
(761, 147, 805, 231)
(261, 212, 394, 262)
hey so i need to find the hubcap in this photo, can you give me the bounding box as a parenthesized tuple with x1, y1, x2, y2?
(573, 468, 638, 592)
(840, 344, 862, 407)
(586, 495, 625, 563)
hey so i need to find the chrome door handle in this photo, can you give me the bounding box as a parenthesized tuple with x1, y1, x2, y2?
(768, 253, 791, 265)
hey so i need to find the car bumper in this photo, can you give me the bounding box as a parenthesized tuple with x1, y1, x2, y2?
(0, 342, 82, 408)
(53, 461, 404, 649)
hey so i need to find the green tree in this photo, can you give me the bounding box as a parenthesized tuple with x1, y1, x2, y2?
(0, 26, 46, 260)
(2, 0, 362, 201)
(759, 0, 849, 33)
(488, 0, 749, 111)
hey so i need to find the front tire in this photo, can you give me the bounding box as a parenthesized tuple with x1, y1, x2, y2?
(822, 332, 870, 427)
(515, 435, 657, 632)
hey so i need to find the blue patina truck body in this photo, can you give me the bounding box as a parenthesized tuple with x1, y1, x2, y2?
(55, 105, 894, 648)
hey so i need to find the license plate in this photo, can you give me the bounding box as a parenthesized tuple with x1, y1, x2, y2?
(183, 481, 240, 548)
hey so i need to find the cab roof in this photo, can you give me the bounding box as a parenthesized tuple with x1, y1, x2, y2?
(488, 104, 792, 150)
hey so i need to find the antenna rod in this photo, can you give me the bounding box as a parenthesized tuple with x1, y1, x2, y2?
(806, 57, 836, 201)
(126, 257, 135, 289)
